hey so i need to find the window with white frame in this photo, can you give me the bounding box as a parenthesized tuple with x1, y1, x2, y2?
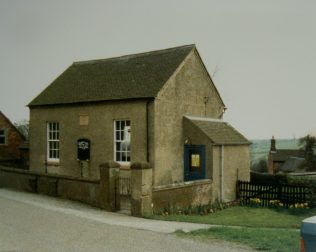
(114, 120, 131, 162)
(47, 122, 60, 162)
(0, 129, 7, 145)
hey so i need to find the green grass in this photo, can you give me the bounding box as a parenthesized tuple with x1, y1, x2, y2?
(149, 206, 316, 251)
(150, 206, 316, 229)
(177, 227, 300, 252)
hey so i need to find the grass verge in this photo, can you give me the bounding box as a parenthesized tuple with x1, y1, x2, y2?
(150, 206, 316, 229)
(148, 206, 316, 251)
(177, 226, 299, 252)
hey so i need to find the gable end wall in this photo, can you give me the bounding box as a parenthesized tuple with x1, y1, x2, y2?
(153, 50, 225, 186)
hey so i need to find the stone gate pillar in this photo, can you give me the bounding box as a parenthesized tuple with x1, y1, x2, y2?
(99, 161, 120, 211)
(130, 162, 152, 217)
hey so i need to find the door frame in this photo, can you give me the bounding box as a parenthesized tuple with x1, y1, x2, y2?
(184, 144, 206, 181)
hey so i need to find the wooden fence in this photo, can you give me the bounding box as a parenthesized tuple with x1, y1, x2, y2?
(237, 180, 311, 208)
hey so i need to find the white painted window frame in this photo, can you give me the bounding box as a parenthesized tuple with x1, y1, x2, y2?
(113, 120, 131, 165)
(47, 122, 60, 163)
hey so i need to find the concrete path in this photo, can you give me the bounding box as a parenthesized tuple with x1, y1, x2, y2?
(0, 188, 253, 252)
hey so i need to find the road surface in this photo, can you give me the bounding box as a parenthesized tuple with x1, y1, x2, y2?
(0, 188, 253, 251)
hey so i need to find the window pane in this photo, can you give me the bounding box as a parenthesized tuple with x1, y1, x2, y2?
(0, 129, 4, 135)
(126, 121, 130, 127)
(116, 152, 120, 161)
(122, 153, 126, 162)
(0, 137, 5, 144)
(116, 131, 120, 141)
(126, 152, 130, 162)
(120, 131, 124, 141)
(116, 142, 121, 151)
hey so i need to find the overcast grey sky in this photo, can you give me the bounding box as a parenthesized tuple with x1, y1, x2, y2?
(0, 0, 315, 139)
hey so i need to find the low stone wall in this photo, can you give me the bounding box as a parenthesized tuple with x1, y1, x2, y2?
(0, 166, 101, 207)
(1, 164, 213, 216)
(152, 179, 212, 211)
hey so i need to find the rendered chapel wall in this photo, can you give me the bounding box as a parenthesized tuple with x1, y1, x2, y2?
(222, 145, 250, 201)
(212, 145, 250, 202)
(29, 101, 148, 179)
(153, 50, 225, 186)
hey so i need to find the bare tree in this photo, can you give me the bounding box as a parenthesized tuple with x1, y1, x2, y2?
(14, 120, 29, 140)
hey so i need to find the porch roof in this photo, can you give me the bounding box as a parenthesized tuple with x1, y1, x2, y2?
(185, 116, 251, 145)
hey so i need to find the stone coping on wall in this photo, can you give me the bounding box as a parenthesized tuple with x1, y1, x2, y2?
(130, 162, 151, 170)
(0, 165, 99, 184)
(289, 172, 316, 176)
(153, 179, 212, 192)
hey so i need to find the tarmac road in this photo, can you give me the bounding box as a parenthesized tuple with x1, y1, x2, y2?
(0, 188, 253, 252)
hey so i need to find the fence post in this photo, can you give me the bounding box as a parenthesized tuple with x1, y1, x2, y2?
(236, 180, 240, 200)
(99, 161, 120, 211)
(130, 162, 152, 217)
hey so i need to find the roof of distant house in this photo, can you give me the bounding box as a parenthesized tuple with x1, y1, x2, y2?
(271, 149, 305, 162)
(185, 116, 251, 145)
(0, 111, 26, 141)
(279, 157, 305, 172)
(29, 44, 224, 107)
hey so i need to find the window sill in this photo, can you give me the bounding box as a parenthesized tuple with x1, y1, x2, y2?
(117, 162, 131, 169)
(46, 161, 60, 166)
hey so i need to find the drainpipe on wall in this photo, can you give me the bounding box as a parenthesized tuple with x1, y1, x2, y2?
(146, 100, 150, 163)
(220, 144, 224, 202)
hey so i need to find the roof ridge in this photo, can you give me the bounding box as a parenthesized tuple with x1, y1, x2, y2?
(73, 44, 195, 66)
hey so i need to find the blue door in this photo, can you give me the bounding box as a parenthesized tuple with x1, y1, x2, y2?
(184, 145, 206, 181)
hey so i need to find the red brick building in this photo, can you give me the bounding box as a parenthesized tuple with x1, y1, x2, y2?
(268, 136, 304, 174)
(0, 111, 26, 164)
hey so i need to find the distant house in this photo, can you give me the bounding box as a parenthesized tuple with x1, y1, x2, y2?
(268, 136, 304, 174)
(278, 157, 305, 173)
(28, 45, 250, 203)
(0, 111, 27, 166)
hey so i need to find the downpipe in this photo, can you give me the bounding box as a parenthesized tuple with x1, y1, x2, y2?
(221, 144, 224, 202)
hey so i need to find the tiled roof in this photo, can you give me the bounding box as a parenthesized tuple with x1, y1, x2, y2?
(28, 45, 195, 106)
(271, 149, 305, 162)
(279, 157, 305, 172)
(185, 116, 251, 145)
